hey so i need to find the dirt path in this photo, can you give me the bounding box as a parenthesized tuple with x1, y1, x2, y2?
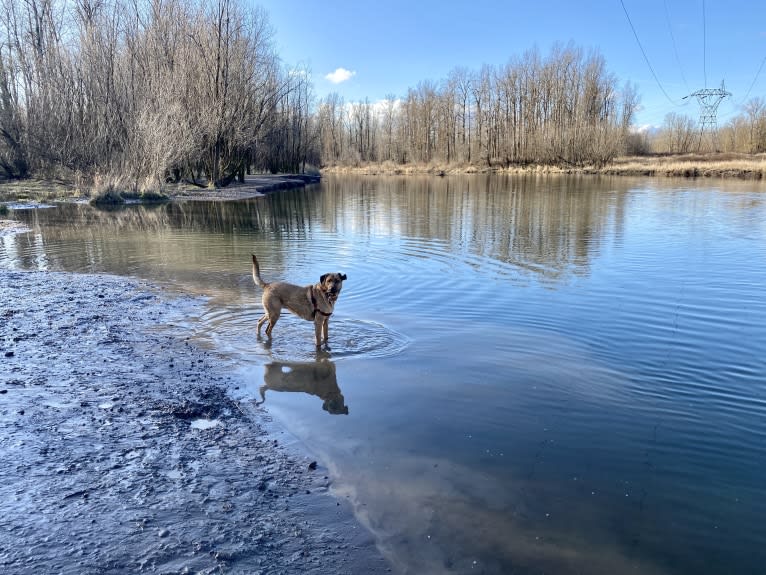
(0, 269, 387, 574)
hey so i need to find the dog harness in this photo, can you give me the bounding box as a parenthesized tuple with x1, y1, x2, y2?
(308, 287, 332, 319)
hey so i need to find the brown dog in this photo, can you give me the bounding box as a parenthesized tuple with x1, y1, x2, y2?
(251, 254, 347, 347)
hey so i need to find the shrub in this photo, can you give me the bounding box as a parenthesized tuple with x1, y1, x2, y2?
(138, 177, 169, 202)
(89, 187, 124, 205)
(140, 189, 169, 202)
(89, 174, 128, 205)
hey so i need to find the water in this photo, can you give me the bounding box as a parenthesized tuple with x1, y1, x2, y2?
(2, 175, 766, 574)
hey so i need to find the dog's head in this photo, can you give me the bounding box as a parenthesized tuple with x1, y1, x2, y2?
(319, 272, 347, 299)
(323, 393, 349, 415)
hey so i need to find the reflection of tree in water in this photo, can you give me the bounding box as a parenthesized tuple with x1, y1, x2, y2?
(5, 189, 324, 272)
(12, 188, 324, 236)
(257, 359, 348, 415)
(323, 175, 629, 281)
(7, 177, 623, 282)
(11, 177, 761, 284)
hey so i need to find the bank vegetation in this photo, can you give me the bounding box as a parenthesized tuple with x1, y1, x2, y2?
(2, 0, 766, 192)
(317, 46, 639, 170)
(0, 0, 314, 196)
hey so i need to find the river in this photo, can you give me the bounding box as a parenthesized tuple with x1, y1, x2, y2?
(3, 174, 765, 574)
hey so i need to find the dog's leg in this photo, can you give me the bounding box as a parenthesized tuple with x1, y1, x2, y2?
(314, 317, 323, 347)
(257, 314, 269, 336)
(255, 383, 268, 406)
(265, 310, 280, 337)
(260, 292, 281, 339)
(322, 317, 329, 344)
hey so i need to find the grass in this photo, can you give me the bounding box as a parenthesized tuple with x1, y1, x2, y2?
(321, 153, 766, 179)
(89, 175, 170, 205)
(0, 173, 172, 206)
(0, 177, 80, 203)
(595, 153, 766, 179)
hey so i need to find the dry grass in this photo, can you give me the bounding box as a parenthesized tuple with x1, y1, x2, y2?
(0, 177, 81, 202)
(322, 154, 766, 180)
(594, 153, 766, 179)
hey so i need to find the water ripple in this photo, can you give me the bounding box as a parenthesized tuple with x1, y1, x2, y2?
(192, 305, 408, 363)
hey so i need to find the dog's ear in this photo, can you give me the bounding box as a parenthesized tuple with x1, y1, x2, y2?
(320, 273, 328, 283)
(340, 273, 347, 281)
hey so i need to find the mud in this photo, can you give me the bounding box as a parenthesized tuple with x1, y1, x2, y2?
(168, 175, 321, 202)
(0, 269, 388, 574)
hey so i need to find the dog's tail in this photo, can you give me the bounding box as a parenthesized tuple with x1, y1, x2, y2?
(252, 254, 268, 288)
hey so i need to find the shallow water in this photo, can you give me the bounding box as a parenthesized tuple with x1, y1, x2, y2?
(3, 175, 766, 574)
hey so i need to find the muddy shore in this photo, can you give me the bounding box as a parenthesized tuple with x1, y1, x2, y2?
(0, 269, 388, 574)
(169, 175, 322, 202)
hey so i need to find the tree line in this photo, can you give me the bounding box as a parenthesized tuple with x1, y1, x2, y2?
(2, 0, 764, 189)
(0, 0, 312, 189)
(316, 46, 640, 168)
(633, 98, 766, 155)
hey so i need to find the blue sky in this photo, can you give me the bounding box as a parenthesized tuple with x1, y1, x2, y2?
(257, 0, 766, 128)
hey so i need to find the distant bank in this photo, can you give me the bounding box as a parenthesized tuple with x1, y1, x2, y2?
(321, 153, 766, 180)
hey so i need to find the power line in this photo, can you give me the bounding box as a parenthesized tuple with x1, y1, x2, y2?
(619, 0, 678, 105)
(739, 55, 766, 104)
(663, 0, 689, 92)
(702, 0, 707, 88)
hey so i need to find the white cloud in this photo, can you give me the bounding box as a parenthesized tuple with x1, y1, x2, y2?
(325, 67, 356, 84)
(631, 123, 659, 134)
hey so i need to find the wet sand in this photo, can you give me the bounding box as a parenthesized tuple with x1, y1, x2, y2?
(0, 269, 388, 574)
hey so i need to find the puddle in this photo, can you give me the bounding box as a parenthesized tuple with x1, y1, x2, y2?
(190, 418, 221, 430)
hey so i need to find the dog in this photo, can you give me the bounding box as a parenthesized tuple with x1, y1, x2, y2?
(251, 254, 347, 347)
(256, 360, 348, 415)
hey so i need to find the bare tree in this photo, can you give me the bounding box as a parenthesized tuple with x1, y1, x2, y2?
(660, 112, 697, 154)
(742, 97, 766, 153)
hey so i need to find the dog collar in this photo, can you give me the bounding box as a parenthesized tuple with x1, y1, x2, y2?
(308, 287, 332, 318)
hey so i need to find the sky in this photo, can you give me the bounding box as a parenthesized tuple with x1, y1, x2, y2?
(256, 0, 766, 129)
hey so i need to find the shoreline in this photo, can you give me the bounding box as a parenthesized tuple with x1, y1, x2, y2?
(320, 153, 766, 180)
(0, 268, 388, 574)
(2, 156, 765, 210)
(168, 174, 322, 202)
(0, 174, 322, 206)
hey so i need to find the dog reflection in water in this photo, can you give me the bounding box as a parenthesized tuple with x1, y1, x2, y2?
(256, 360, 348, 415)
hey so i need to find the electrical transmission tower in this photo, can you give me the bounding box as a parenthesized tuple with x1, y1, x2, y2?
(683, 81, 732, 151)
